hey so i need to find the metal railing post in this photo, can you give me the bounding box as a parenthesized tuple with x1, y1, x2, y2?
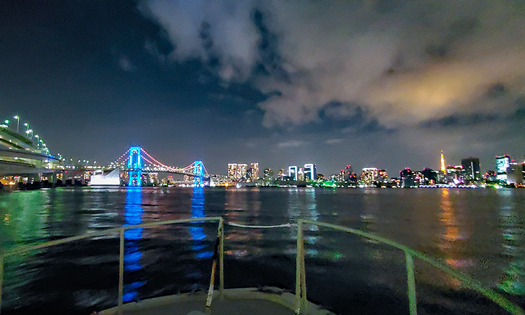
(219, 218, 224, 296)
(118, 228, 125, 315)
(405, 252, 417, 315)
(295, 220, 305, 314)
(0, 255, 4, 315)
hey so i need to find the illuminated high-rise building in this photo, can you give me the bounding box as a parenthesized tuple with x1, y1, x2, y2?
(508, 161, 523, 185)
(228, 163, 237, 180)
(400, 168, 415, 188)
(440, 150, 446, 173)
(288, 166, 298, 181)
(359, 168, 387, 185)
(496, 155, 511, 183)
(304, 164, 316, 181)
(250, 163, 259, 180)
(237, 164, 248, 180)
(298, 168, 304, 181)
(344, 165, 353, 181)
(461, 157, 480, 181)
(264, 168, 274, 178)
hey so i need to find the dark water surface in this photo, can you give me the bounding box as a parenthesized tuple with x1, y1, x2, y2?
(0, 187, 524, 314)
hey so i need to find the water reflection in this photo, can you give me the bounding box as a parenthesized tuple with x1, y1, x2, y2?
(123, 187, 146, 302)
(437, 189, 472, 287)
(224, 188, 263, 257)
(286, 188, 320, 257)
(440, 189, 458, 243)
(190, 186, 213, 260)
(497, 189, 525, 295)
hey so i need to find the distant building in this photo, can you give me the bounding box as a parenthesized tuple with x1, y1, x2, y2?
(400, 168, 415, 188)
(304, 164, 316, 181)
(250, 163, 259, 180)
(288, 166, 298, 181)
(298, 167, 305, 181)
(344, 165, 353, 181)
(228, 163, 237, 180)
(227, 163, 247, 181)
(264, 168, 274, 179)
(496, 155, 511, 183)
(421, 168, 438, 184)
(461, 157, 481, 181)
(360, 168, 387, 186)
(237, 164, 248, 180)
(447, 165, 464, 184)
(508, 161, 523, 185)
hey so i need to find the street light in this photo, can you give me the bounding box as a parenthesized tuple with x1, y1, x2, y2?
(13, 116, 19, 133)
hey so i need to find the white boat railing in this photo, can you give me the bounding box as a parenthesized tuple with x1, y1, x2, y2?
(296, 219, 524, 315)
(0, 217, 523, 315)
(0, 217, 225, 315)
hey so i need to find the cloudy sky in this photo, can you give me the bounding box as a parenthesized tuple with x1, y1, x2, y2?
(1, 0, 525, 175)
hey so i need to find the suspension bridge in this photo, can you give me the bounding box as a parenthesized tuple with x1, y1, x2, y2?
(112, 146, 209, 186)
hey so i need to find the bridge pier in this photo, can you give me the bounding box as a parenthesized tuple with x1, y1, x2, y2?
(193, 160, 204, 187)
(127, 147, 142, 187)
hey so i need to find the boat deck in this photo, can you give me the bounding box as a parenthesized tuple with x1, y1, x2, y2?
(98, 288, 334, 315)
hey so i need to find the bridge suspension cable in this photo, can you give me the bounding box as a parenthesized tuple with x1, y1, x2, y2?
(110, 146, 209, 177)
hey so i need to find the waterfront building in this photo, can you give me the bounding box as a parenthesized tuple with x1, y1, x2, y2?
(227, 163, 247, 181)
(496, 155, 511, 183)
(236, 164, 248, 180)
(250, 163, 259, 180)
(304, 164, 316, 181)
(446, 165, 464, 184)
(263, 168, 274, 179)
(343, 165, 353, 181)
(288, 166, 298, 181)
(228, 163, 237, 180)
(461, 157, 481, 181)
(421, 168, 438, 184)
(298, 168, 305, 181)
(484, 170, 497, 182)
(508, 161, 523, 185)
(360, 168, 386, 186)
(400, 168, 415, 188)
(377, 169, 388, 183)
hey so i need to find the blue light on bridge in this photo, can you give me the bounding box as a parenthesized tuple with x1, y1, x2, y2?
(128, 146, 142, 186)
(194, 160, 204, 187)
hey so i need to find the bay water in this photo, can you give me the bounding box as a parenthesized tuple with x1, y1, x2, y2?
(0, 187, 524, 314)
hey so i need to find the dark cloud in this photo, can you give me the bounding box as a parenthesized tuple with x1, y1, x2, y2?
(421, 113, 500, 128)
(141, 0, 525, 132)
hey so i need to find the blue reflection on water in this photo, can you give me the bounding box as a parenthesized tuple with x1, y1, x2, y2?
(123, 187, 146, 302)
(191, 186, 213, 260)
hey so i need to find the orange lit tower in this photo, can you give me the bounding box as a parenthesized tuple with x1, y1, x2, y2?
(440, 150, 446, 173)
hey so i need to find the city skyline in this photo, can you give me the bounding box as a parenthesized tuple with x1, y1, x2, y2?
(2, 1, 525, 175)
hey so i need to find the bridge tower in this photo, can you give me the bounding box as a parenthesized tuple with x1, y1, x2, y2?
(193, 160, 204, 187)
(128, 146, 142, 186)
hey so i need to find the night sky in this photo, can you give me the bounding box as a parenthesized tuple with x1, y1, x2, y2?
(1, 0, 525, 175)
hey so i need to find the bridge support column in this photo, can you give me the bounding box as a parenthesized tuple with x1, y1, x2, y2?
(193, 160, 204, 187)
(128, 170, 142, 187)
(127, 147, 142, 187)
